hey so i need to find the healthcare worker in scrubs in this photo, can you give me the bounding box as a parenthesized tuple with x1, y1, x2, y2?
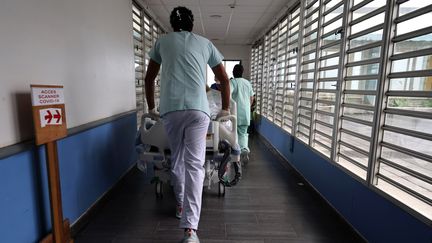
(230, 64, 254, 164)
(144, 6, 231, 243)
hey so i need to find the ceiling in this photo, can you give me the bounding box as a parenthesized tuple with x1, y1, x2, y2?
(144, 0, 295, 45)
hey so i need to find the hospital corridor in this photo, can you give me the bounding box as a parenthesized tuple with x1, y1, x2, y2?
(1, 0, 431, 242)
(73, 137, 364, 242)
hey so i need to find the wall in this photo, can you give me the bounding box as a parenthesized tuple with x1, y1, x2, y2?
(0, 0, 139, 241)
(0, 0, 135, 147)
(215, 44, 252, 79)
(0, 113, 137, 243)
(255, 116, 432, 243)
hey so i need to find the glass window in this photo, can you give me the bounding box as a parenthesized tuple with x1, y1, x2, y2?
(348, 47, 381, 62)
(248, 0, 432, 222)
(313, 0, 344, 157)
(353, 0, 386, 19)
(389, 77, 432, 92)
(340, 145, 368, 167)
(341, 132, 370, 152)
(133, 2, 145, 128)
(351, 13, 385, 35)
(344, 107, 374, 122)
(394, 33, 432, 54)
(381, 147, 432, 181)
(318, 92, 336, 102)
(349, 30, 383, 49)
(397, 13, 432, 36)
(375, 1, 432, 221)
(297, 0, 321, 144)
(133, 4, 165, 127)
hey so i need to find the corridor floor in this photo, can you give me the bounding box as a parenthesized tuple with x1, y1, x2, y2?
(75, 135, 365, 243)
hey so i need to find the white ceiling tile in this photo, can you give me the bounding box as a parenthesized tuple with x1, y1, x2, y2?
(145, 0, 290, 44)
(203, 27, 228, 34)
(236, 0, 269, 6)
(145, 0, 162, 4)
(194, 29, 205, 35)
(160, 0, 199, 6)
(205, 29, 226, 35)
(198, 0, 233, 6)
(200, 6, 233, 14)
(163, 4, 200, 13)
(147, 4, 168, 13)
(202, 19, 229, 29)
(231, 5, 267, 13)
(225, 38, 249, 43)
(230, 17, 261, 24)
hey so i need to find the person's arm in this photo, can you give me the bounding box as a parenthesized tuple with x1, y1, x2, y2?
(144, 59, 161, 111)
(211, 63, 230, 111)
(250, 96, 254, 107)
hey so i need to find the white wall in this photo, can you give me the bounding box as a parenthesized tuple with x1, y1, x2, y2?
(215, 44, 252, 80)
(0, 0, 135, 147)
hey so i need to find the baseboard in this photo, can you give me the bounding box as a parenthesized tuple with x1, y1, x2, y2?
(256, 133, 367, 242)
(70, 163, 137, 236)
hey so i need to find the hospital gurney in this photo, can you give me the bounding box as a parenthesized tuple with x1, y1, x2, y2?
(136, 98, 242, 197)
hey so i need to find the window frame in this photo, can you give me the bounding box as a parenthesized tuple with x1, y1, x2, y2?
(132, 1, 165, 128)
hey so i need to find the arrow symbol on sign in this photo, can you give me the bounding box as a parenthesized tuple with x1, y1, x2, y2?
(39, 108, 63, 127)
(45, 110, 52, 123)
(54, 110, 61, 123)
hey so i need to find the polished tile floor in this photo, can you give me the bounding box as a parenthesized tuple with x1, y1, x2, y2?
(75, 135, 365, 243)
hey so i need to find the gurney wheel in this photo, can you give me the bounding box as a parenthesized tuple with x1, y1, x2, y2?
(218, 182, 225, 197)
(155, 181, 163, 198)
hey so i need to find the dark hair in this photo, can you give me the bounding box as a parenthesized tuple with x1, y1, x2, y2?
(233, 64, 244, 78)
(170, 6, 194, 32)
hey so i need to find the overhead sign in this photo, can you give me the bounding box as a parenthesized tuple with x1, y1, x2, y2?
(31, 85, 67, 145)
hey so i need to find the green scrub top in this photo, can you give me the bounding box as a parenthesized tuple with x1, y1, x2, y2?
(230, 78, 254, 125)
(149, 31, 223, 117)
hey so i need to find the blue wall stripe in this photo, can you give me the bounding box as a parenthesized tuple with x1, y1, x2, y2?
(256, 116, 432, 243)
(0, 112, 137, 243)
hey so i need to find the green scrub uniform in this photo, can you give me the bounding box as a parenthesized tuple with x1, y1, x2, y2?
(230, 77, 254, 152)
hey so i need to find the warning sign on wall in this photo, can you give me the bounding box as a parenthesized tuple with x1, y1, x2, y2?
(31, 85, 67, 145)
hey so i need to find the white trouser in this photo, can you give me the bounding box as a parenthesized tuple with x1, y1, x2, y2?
(162, 110, 210, 230)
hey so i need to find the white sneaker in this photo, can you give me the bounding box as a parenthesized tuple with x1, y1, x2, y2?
(182, 229, 200, 243)
(241, 150, 250, 165)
